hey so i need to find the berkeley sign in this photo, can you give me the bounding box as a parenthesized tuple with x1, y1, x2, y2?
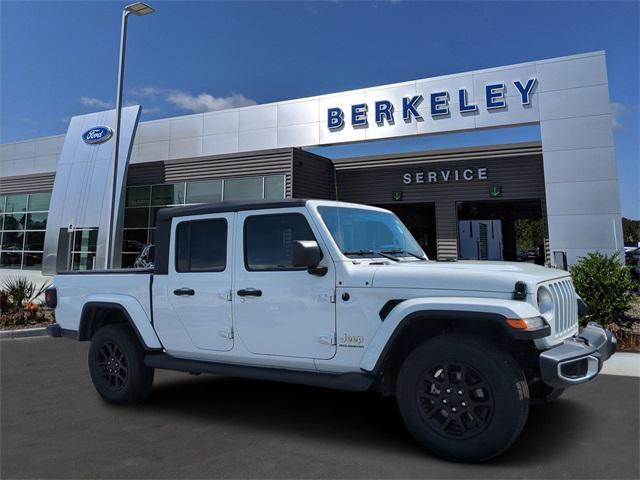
(327, 78, 537, 130)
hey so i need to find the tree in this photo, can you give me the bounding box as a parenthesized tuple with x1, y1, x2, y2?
(622, 217, 640, 244)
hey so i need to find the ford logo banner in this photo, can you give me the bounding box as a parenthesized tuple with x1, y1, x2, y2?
(81, 126, 113, 144)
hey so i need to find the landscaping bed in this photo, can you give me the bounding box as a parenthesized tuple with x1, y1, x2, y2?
(1, 276, 54, 332)
(0, 308, 55, 330)
(611, 294, 640, 352)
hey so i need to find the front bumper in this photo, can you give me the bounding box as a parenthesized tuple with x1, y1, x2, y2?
(539, 322, 617, 388)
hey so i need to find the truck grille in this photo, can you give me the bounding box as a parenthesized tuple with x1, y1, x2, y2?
(546, 278, 579, 339)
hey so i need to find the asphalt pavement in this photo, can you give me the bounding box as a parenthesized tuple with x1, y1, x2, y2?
(1, 337, 638, 479)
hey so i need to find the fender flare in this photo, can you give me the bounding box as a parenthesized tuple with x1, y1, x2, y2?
(359, 296, 544, 373)
(78, 295, 163, 350)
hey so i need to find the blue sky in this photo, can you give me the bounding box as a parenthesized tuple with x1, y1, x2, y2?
(1, 1, 638, 217)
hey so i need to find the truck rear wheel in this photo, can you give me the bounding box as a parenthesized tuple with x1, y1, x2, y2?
(396, 333, 529, 462)
(88, 324, 154, 404)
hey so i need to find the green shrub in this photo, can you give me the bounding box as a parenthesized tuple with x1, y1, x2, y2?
(1, 276, 50, 312)
(570, 251, 636, 328)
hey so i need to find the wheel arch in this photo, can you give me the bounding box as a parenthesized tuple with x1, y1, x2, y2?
(361, 298, 544, 395)
(78, 300, 162, 350)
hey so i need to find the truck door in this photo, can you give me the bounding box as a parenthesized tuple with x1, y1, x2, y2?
(154, 212, 234, 353)
(233, 209, 336, 360)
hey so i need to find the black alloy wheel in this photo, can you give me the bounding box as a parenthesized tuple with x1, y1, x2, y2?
(88, 323, 154, 404)
(417, 362, 494, 439)
(96, 341, 129, 392)
(396, 333, 530, 462)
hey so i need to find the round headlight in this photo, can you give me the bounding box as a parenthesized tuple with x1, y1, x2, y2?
(537, 286, 554, 316)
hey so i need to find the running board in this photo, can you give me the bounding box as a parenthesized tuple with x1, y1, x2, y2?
(144, 353, 375, 392)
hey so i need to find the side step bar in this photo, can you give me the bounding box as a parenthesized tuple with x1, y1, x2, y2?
(144, 353, 375, 392)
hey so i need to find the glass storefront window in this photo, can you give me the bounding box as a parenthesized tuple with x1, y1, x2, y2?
(73, 229, 98, 252)
(22, 252, 43, 270)
(72, 252, 96, 271)
(151, 183, 185, 206)
(25, 231, 45, 251)
(2, 213, 25, 230)
(121, 175, 286, 268)
(126, 186, 151, 207)
(1, 231, 24, 250)
(0, 251, 23, 269)
(26, 212, 47, 230)
(264, 175, 285, 200)
(27, 192, 51, 211)
(186, 180, 222, 204)
(71, 228, 98, 271)
(123, 229, 148, 253)
(0, 191, 50, 270)
(223, 177, 263, 201)
(123, 207, 149, 228)
(5, 194, 28, 213)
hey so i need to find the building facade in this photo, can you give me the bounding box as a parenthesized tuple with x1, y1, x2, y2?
(0, 51, 623, 283)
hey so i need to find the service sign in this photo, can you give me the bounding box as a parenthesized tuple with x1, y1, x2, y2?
(403, 167, 488, 185)
(82, 126, 113, 144)
(327, 79, 537, 130)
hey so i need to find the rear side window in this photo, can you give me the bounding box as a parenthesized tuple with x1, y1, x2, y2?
(245, 213, 315, 271)
(175, 218, 227, 272)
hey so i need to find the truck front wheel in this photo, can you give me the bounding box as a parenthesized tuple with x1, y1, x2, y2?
(88, 324, 154, 404)
(396, 333, 529, 462)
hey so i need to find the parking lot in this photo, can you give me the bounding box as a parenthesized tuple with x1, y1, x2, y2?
(1, 336, 638, 479)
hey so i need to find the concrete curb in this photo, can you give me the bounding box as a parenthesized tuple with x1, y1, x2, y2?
(0, 327, 49, 339)
(601, 352, 640, 377)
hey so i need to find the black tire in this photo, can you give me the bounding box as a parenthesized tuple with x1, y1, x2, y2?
(396, 333, 529, 462)
(88, 324, 154, 404)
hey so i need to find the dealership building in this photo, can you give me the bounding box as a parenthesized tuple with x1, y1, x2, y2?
(0, 51, 624, 283)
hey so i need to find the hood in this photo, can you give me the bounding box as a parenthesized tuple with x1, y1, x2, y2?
(370, 260, 570, 293)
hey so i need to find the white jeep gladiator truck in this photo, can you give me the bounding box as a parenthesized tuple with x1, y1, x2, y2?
(46, 199, 616, 462)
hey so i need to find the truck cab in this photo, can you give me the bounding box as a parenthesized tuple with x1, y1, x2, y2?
(47, 199, 616, 462)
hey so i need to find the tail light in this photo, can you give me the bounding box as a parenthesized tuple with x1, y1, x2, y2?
(45, 287, 57, 309)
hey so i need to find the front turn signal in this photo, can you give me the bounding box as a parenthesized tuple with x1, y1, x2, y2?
(506, 316, 546, 330)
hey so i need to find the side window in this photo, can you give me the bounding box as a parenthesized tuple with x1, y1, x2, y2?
(245, 213, 316, 271)
(175, 218, 227, 272)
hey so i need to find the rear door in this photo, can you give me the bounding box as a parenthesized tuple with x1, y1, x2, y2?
(156, 213, 234, 352)
(233, 208, 337, 360)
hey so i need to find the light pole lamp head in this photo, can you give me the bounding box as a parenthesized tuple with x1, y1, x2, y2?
(125, 2, 154, 16)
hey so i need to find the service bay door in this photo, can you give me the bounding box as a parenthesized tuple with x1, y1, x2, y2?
(233, 209, 337, 360)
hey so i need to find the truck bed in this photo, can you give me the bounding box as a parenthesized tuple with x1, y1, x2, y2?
(53, 271, 153, 333)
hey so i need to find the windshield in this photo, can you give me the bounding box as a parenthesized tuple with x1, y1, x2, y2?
(318, 206, 426, 260)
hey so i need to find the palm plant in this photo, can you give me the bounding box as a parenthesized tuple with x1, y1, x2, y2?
(1, 276, 51, 312)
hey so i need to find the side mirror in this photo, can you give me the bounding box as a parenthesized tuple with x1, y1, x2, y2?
(292, 240, 327, 276)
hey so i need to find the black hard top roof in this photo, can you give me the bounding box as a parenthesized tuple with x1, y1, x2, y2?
(156, 199, 308, 223)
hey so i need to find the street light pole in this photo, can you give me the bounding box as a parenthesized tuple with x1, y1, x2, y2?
(105, 2, 154, 269)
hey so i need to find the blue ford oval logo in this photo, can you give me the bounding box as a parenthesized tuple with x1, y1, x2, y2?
(82, 126, 113, 144)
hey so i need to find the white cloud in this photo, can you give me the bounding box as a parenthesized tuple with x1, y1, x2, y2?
(80, 97, 114, 109)
(611, 101, 626, 130)
(165, 91, 256, 113)
(78, 86, 256, 117)
(129, 85, 163, 98)
(142, 106, 161, 115)
(129, 85, 256, 113)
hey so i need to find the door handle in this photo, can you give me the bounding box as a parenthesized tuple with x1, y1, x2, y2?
(173, 288, 195, 296)
(237, 288, 262, 297)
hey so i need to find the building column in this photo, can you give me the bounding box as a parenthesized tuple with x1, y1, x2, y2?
(435, 201, 458, 260)
(537, 52, 623, 266)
